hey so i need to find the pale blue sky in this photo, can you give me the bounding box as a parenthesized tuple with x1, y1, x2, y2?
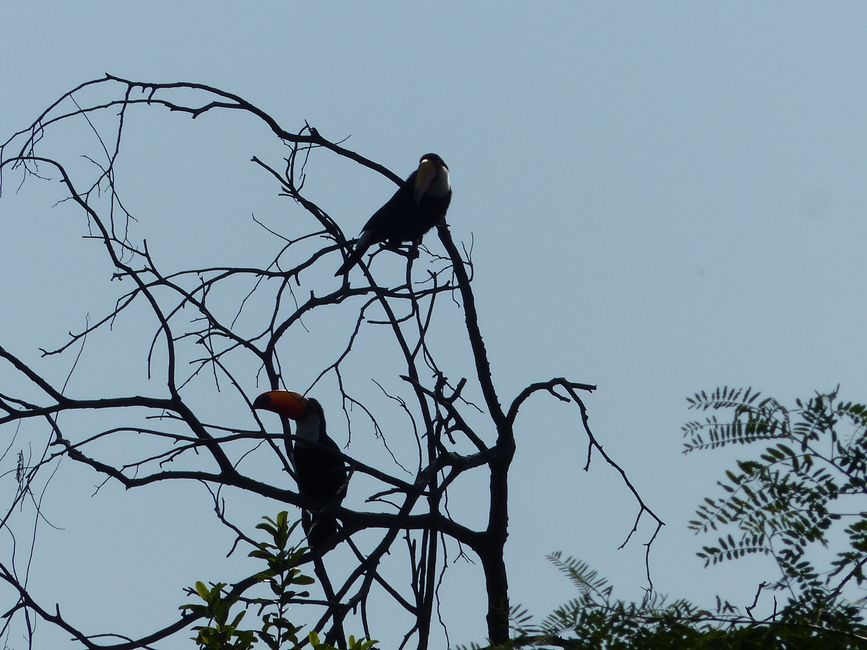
(2, 3, 866, 648)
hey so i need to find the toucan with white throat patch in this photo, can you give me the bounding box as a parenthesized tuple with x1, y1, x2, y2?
(253, 390, 348, 549)
(335, 153, 452, 276)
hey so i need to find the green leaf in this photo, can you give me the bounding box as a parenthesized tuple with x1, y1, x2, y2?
(194, 581, 210, 602)
(230, 610, 246, 629)
(256, 522, 278, 536)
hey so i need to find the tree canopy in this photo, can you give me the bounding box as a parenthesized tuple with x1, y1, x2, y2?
(0, 76, 659, 649)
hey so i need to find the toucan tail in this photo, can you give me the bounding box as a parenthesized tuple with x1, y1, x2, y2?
(334, 231, 373, 276)
(304, 510, 338, 548)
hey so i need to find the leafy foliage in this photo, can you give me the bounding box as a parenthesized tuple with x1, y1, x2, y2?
(515, 554, 730, 649)
(457, 554, 866, 649)
(184, 581, 257, 650)
(182, 512, 377, 650)
(684, 387, 867, 607)
(459, 388, 867, 649)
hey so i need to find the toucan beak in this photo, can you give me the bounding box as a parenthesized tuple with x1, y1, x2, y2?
(413, 157, 439, 204)
(252, 390, 308, 419)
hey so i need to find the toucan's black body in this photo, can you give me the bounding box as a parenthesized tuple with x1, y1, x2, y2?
(359, 169, 451, 241)
(335, 153, 452, 276)
(291, 401, 347, 546)
(253, 392, 347, 548)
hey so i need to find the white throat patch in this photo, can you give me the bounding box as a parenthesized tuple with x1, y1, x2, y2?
(295, 412, 321, 443)
(428, 166, 451, 198)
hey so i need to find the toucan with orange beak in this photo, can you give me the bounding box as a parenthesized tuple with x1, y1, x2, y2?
(335, 153, 452, 276)
(253, 390, 348, 548)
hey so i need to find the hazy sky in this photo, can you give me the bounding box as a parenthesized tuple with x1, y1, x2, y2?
(2, 3, 867, 648)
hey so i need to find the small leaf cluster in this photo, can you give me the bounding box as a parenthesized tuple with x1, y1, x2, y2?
(682, 387, 787, 452)
(182, 512, 377, 650)
(247, 512, 311, 648)
(308, 631, 379, 650)
(183, 580, 257, 650)
(529, 553, 720, 648)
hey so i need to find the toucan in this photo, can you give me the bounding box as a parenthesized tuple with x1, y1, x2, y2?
(253, 390, 348, 548)
(335, 153, 452, 276)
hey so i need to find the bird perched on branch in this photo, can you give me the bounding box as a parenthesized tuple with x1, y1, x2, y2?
(335, 153, 452, 276)
(253, 390, 348, 548)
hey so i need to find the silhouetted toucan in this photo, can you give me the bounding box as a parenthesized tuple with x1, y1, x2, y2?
(335, 153, 452, 276)
(253, 390, 348, 548)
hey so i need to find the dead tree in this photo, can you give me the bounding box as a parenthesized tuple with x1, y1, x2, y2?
(0, 75, 662, 648)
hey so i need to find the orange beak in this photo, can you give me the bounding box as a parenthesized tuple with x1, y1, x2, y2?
(252, 390, 308, 420)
